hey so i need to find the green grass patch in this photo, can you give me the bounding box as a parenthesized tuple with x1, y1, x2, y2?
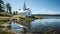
(0, 28, 15, 34)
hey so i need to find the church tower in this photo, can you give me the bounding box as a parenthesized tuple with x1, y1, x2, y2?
(23, 0, 26, 11)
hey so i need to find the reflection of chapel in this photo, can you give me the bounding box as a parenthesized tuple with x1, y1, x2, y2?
(18, 1, 31, 16)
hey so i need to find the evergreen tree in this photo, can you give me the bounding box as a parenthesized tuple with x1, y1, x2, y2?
(6, 3, 12, 14)
(15, 11, 18, 15)
(9, 6, 12, 14)
(0, 0, 5, 12)
(13, 11, 16, 15)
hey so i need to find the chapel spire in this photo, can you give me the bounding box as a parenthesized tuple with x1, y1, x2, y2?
(23, 0, 26, 11)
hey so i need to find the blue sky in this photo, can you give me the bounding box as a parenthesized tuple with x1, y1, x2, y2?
(3, 0, 60, 14)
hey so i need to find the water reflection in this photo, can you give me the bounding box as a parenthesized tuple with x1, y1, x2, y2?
(10, 19, 60, 34)
(11, 21, 24, 32)
(31, 19, 60, 32)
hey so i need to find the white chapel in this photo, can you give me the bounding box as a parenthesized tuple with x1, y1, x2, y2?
(18, 1, 31, 16)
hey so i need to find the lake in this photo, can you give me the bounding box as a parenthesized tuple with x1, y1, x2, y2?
(31, 19, 60, 31)
(11, 19, 60, 34)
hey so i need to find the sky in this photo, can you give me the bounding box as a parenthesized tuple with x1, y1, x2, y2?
(3, 0, 60, 14)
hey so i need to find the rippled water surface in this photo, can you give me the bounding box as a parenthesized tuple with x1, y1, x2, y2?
(31, 19, 60, 32)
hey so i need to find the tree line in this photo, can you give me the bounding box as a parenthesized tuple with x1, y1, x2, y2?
(0, 0, 18, 15)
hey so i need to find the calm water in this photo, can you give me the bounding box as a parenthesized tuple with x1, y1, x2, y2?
(11, 19, 60, 32)
(31, 19, 60, 32)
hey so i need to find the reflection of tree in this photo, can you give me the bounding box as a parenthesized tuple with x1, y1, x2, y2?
(22, 27, 27, 34)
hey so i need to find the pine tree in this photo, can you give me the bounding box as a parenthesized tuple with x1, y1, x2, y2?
(0, 0, 5, 12)
(6, 3, 12, 14)
(13, 11, 16, 15)
(15, 11, 18, 15)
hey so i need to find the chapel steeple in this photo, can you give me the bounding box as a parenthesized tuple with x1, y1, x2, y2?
(23, 0, 26, 11)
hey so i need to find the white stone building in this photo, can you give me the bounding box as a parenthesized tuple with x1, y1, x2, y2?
(18, 2, 31, 16)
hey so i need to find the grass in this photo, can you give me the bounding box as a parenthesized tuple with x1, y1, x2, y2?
(0, 16, 11, 24)
(0, 28, 15, 34)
